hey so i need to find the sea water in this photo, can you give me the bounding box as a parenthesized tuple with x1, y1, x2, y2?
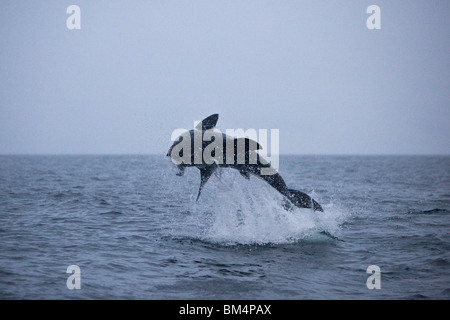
(0, 155, 448, 299)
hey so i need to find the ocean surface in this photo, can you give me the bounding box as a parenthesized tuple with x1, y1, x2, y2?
(0, 155, 449, 300)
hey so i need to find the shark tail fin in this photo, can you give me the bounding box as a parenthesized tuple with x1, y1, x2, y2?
(284, 189, 323, 212)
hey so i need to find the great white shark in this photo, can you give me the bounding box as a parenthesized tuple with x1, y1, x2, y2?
(167, 114, 323, 212)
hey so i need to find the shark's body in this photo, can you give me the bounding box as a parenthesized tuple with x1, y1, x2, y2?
(167, 114, 323, 212)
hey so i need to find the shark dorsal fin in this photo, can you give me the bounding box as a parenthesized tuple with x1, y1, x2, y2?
(195, 114, 219, 131)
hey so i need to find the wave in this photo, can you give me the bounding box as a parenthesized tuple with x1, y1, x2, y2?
(100, 210, 123, 215)
(408, 208, 448, 215)
(422, 208, 448, 214)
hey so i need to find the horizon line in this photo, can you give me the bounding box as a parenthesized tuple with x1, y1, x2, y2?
(0, 153, 449, 157)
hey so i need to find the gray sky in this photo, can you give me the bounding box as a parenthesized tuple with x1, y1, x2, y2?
(1, 0, 449, 155)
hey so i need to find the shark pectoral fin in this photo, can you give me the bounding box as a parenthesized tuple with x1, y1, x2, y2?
(197, 165, 217, 201)
(195, 114, 219, 131)
(239, 170, 250, 180)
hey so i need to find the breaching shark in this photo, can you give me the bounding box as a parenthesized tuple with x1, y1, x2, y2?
(166, 114, 323, 212)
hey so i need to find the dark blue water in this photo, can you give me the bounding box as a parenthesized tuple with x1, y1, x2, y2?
(0, 155, 449, 299)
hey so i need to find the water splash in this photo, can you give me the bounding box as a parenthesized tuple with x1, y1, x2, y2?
(180, 169, 347, 245)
